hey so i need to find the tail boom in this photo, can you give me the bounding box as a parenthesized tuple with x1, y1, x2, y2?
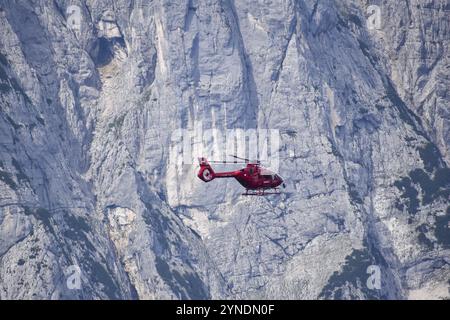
(197, 157, 239, 182)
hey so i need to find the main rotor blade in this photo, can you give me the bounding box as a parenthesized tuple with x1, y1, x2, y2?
(229, 155, 262, 164)
(209, 160, 247, 164)
(229, 155, 250, 162)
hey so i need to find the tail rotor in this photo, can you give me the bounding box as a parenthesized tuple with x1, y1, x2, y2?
(197, 157, 215, 182)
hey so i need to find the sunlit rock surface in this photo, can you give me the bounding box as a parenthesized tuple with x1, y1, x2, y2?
(0, 0, 448, 299)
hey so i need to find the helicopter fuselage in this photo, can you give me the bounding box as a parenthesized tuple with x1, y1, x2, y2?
(197, 158, 283, 191)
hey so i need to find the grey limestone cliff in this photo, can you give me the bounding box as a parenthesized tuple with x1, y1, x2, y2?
(0, 0, 449, 299)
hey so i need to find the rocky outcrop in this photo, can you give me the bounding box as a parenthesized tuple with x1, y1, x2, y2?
(0, 0, 448, 299)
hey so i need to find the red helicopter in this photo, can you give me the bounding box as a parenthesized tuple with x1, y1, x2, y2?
(197, 155, 285, 195)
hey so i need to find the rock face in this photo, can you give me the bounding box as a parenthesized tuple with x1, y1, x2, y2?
(0, 0, 448, 299)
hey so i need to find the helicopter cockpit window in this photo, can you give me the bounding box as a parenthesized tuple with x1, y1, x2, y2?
(260, 168, 274, 176)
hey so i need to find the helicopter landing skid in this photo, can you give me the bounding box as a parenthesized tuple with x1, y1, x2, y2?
(242, 188, 281, 196)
